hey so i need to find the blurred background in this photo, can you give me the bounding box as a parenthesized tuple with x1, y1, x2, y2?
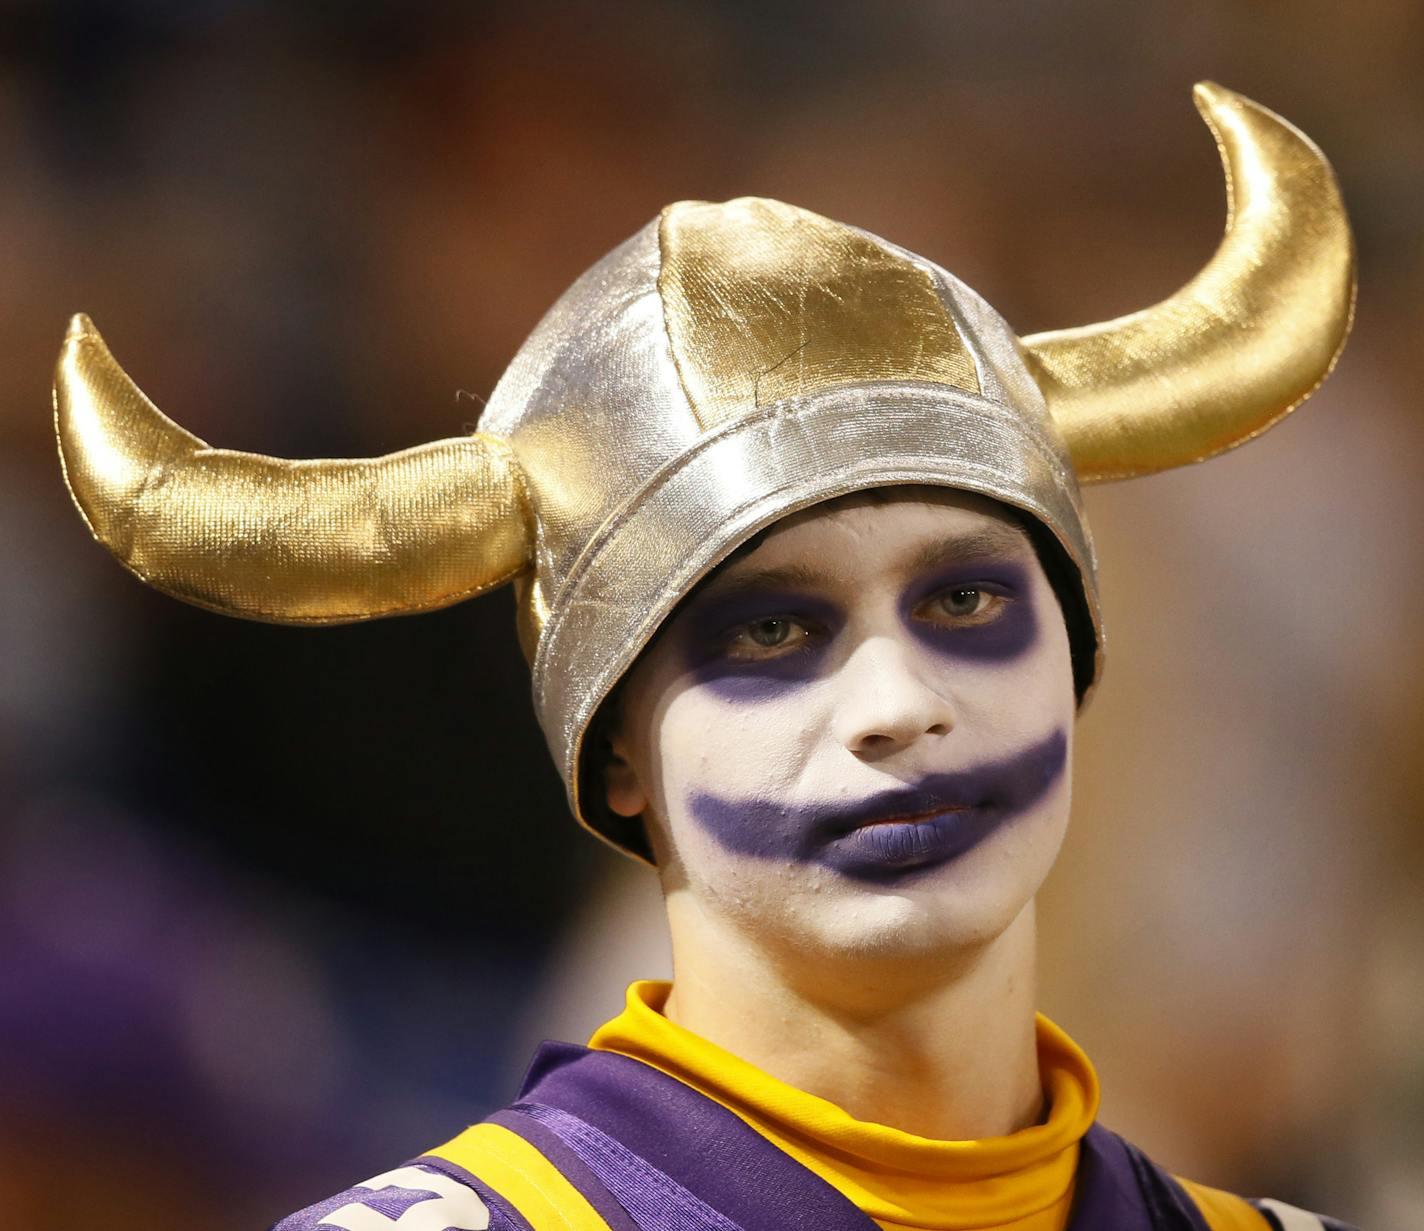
(1, 1, 1420, 1226)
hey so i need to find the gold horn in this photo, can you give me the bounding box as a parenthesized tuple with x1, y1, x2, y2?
(1020, 82, 1355, 483)
(55, 314, 533, 623)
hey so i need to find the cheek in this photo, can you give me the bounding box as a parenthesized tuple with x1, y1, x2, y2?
(686, 659, 825, 702)
(681, 637, 831, 703)
(686, 789, 807, 863)
(942, 600, 1073, 732)
(642, 682, 822, 830)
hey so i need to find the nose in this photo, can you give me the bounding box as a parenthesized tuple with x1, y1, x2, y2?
(831, 634, 956, 760)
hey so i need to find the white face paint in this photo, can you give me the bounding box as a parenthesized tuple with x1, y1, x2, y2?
(604, 488, 1077, 966)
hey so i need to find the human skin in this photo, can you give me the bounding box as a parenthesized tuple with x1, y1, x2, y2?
(603, 487, 1078, 1140)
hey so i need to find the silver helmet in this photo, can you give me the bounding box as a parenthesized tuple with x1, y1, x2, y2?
(54, 83, 1354, 854)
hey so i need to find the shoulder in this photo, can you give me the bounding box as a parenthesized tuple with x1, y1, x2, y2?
(1101, 1126, 1360, 1231)
(269, 1121, 614, 1231)
(1177, 1176, 1362, 1231)
(267, 1155, 526, 1230)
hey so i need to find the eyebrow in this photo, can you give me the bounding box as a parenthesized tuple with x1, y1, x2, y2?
(901, 523, 1032, 575)
(698, 524, 1033, 604)
(693, 562, 831, 605)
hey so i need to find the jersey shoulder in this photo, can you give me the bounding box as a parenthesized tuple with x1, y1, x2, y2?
(269, 1120, 616, 1231)
(268, 1154, 530, 1231)
(1112, 1127, 1359, 1231)
(1177, 1175, 1362, 1231)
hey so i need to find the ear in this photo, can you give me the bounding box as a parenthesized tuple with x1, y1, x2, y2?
(603, 728, 650, 819)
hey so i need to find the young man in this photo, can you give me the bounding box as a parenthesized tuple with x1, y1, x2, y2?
(53, 84, 1356, 1229)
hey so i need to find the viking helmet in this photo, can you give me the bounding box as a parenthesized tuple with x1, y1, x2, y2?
(55, 83, 1354, 856)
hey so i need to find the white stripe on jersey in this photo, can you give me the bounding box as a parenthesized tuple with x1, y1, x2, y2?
(1258, 1198, 1325, 1231)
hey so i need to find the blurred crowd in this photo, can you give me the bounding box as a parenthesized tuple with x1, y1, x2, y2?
(0, 2, 1420, 1227)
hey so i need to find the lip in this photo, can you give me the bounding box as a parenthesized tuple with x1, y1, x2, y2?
(817, 786, 982, 840)
(804, 731, 1069, 880)
(818, 799, 1001, 881)
(854, 802, 972, 828)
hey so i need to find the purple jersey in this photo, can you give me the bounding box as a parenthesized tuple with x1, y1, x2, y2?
(270, 1044, 1360, 1231)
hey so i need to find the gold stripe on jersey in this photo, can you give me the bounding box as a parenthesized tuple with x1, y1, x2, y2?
(1177, 1177, 1272, 1231)
(428, 1122, 613, 1231)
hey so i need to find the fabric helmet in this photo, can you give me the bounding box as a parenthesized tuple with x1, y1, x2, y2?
(54, 83, 1354, 858)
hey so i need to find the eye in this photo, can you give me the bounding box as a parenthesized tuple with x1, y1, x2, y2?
(748, 617, 793, 646)
(941, 587, 989, 616)
(724, 616, 815, 658)
(917, 585, 1009, 626)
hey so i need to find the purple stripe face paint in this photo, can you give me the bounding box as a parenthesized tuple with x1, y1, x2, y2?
(678, 559, 1040, 700)
(689, 727, 1068, 882)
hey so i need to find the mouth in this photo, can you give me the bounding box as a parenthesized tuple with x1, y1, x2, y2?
(855, 802, 973, 828)
(808, 786, 996, 881)
(820, 797, 1000, 880)
(822, 789, 980, 839)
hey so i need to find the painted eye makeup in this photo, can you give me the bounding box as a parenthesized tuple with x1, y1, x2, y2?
(679, 589, 840, 696)
(901, 560, 1039, 663)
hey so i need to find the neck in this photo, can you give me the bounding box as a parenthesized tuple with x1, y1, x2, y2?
(661, 896, 1043, 1141)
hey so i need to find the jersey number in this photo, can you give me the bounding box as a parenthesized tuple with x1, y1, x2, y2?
(317, 1166, 490, 1231)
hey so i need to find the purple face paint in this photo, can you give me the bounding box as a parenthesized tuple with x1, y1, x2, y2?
(901, 560, 1039, 663)
(677, 589, 841, 700)
(688, 727, 1067, 882)
(677, 558, 1041, 701)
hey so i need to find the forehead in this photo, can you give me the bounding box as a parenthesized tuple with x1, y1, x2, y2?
(702, 487, 1034, 593)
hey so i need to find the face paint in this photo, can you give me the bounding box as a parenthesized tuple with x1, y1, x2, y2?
(901, 561, 1039, 663)
(678, 556, 1038, 702)
(609, 490, 1078, 963)
(688, 726, 1067, 883)
(678, 589, 841, 700)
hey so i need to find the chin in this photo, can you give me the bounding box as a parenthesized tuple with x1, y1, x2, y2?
(688, 868, 1023, 985)
(798, 873, 1032, 961)
(752, 811, 1065, 963)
